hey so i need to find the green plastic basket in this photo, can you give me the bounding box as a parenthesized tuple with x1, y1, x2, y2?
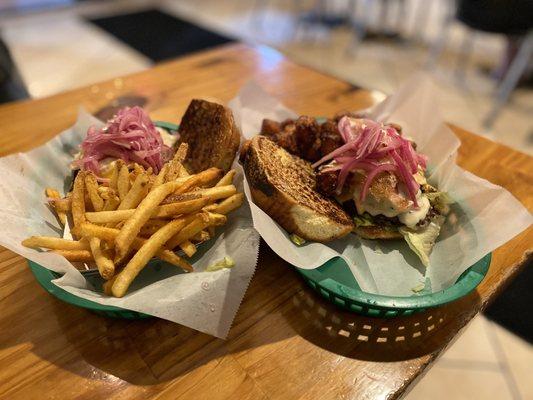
(297, 253, 491, 317)
(28, 260, 150, 319)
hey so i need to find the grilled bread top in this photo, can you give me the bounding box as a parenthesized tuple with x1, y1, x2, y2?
(177, 99, 241, 173)
(243, 135, 354, 242)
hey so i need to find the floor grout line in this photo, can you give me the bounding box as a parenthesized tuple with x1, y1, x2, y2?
(437, 358, 502, 372)
(484, 319, 523, 400)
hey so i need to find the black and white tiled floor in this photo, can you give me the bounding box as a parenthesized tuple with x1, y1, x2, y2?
(0, 1, 531, 399)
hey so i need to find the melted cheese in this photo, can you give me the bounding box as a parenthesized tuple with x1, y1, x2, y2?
(355, 190, 430, 229)
(398, 194, 430, 228)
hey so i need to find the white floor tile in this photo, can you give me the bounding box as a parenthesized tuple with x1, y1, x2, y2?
(440, 315, 501, 364)
(405, 363, 514, 400)
(491, 321, 533, 400)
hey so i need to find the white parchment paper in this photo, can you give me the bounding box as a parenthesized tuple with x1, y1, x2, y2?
(0, 110, 260, 338)
(229, 75, 532, 296)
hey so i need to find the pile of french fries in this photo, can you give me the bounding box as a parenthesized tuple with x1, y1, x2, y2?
(22, 144, 244, 297)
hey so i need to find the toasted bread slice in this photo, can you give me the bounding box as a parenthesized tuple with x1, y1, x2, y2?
(242, 136, 354, 242)
(177, 99, 241, 173)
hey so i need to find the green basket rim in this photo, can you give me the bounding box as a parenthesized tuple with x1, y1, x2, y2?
(297, 253, 491, 310)
(28, 260, 135, 313)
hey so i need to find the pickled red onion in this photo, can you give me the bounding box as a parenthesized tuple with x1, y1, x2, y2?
(73, 107, 172, 175)
(312, 116, 426, 206)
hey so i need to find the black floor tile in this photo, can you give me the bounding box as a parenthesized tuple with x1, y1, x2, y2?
(484, 258, 533, 344)
(88, 9, 235, 62)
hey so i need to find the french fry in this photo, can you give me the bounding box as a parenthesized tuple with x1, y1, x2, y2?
(166, 212, 212, 249)
(86, 197, 209, 223)
(98, 186, 117, 199)
(161, 192, 201, 204)
(173, 168, 223, 195)
(103, 276, 116, 296)
(85, 172, 104, 211)
(215, 169, 236, 187)
(114, 180, 184, 262)
(139, 219, 168, 237)
(207, 226, 215, 238)
(117, 172, 149, 210)
(117, 162, 130, 201)
(102, 194, 120, 212)
(152, 163, 168, 189)
(52, 249, 93, 262)
(78, 222, 191, 269)
(191, 230, 210, 243)
(194, 185, 236, 202)
(179, 240, 197, 257)
(22, 236, 90, 251)
(112, 218, 193, 297)
(89, 237, 114, 279)
(71, 171, 86, 231)
(109, 162, 119, 191)
(165, 143, 189, 182)
(210, 193, 244, 215)
(46, 188, 67, 226)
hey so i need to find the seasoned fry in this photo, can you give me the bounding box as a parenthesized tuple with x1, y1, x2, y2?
(52, 249, 93, 262)
(51, 198, 71, 213)
(85, 172, 104, 211)
(194, 185, 236, 202)
(98, 186, 117, 199)
(46, 188, 67, 226)
(89, 237, 114, 279)
(179, 240, 197, 257)
(109, 162, 119, 191)
(22, 236, 90, 251)
(86, 197, 209, 223)
(152, 163, 168, 189)
(165, 143, 189, 182)
(103, 276, 116, 295)
(114, 180, 183, 262)
(117, 162, 130, 201)
(71, 171, 86, 231)
(161, 192, 201, 204)
(117, 172, 149, 210)
(139, 220, 168, 237)
(211, 193, 244, 215)
(166, 212, 211, 249)
(112, 218, 193, 297)
(78, 222, 191, 269)
(173, 168, 223, 195)
(215, 169, 236, 187)
(45, 187, 60, 199)
(191, 230, 210, 243)
(207, 226, 215, 238)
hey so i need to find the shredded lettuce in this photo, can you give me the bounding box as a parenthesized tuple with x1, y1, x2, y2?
(425, 191, 453, 215)
(290, 234, 306, 246)
(399, 215, 445, 267)
(206, 256, 235, 272)
(354, 213, 374, 227)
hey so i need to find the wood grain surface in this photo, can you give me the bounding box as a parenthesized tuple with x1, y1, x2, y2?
(0, 44, 531, 400)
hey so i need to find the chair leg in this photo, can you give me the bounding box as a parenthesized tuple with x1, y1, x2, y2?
(483, 31, 533, 129)
(454, 30, 476, 84)
(425, 11, 454, 69)
(346, 0, 370, 55)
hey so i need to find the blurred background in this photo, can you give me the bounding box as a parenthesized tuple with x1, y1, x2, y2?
(0, 0, 531, 399)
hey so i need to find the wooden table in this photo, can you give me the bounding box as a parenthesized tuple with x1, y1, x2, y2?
(0, 44, 531, 400)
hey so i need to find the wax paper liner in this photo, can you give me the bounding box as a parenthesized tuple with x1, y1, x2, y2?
(228, 75, 532, 296)
(0, 109, 260, 339)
